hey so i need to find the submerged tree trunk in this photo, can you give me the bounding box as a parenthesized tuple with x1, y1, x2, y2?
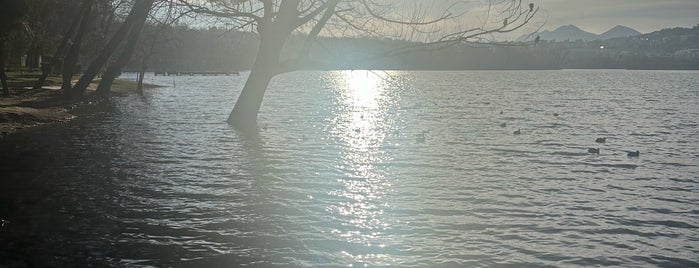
(71, 0, 154, 96)
(225, 0, 338, 129)
(96, 5, 150, 96)
(1, 39, 9, 96)
(136, 60, 146, 93)
(227, 28, 288, 129)
(61, 0, 94, 94)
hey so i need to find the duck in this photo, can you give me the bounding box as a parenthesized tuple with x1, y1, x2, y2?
(553, 113, 559, 116)
(627, 150, 640, 157)
(588, 148, 600, 154)
(415, 130, 429, 143)
(500, 122, 507, 128)
(513, 129, 521, 135)
(595, 137, 606, 143)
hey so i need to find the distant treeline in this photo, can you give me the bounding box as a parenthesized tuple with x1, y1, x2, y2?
(127, 24, 699, 72)
(126, 26, 258, 73)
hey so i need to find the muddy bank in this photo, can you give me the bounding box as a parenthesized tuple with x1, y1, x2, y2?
(0, 80, 163, 136)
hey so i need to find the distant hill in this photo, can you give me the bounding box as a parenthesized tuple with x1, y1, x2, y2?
(599, 25, 641, 39)
(603, 24, 699, 56)
(539, 25, 640, 41)
(539, 25, 598, 41)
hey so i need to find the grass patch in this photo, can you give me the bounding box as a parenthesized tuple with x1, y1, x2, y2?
(4, 70, 74, 87)
(4, 70, 163, 94)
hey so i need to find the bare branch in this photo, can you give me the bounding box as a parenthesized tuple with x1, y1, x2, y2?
(177, 0, 262, 26)
(175, 0, 545, 74)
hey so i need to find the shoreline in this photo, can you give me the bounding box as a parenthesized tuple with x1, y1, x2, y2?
(0, 79, 164, 137)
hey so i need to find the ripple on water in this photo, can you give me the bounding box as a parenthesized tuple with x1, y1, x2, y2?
(2, 70, 698, 267)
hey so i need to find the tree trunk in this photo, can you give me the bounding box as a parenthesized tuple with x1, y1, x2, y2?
(71, 0, 154, 96)
(227, 65, 275, 128)
(61, 0, 94, 95)
(34, 14, 81, 89)
(1, 39, 9, 96)
(96, 5, 150, 96)
(227, 30, 288, 129)
(26, 46, 35, 72)
(136, 60, 146, 94)
(31, 47, 41, 71)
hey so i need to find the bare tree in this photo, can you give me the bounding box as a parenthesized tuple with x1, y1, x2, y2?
(182, 0, 542, 129)
(95, 0, 162, 95)
(0, 0, 28, 95)
(70, 0, 156, 98)
(32, 14, 80, 89)
(61, 0, 95, 93)
(134, 1, 191, 93)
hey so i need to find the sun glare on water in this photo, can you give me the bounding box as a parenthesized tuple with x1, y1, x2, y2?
(324, 70, 399, 265)
(337, 70, 390, 146)
(343, 70, 385, 107)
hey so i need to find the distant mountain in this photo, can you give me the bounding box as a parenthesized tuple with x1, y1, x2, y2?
(599, 25, 641, 39)
(539, 25, 598, 41)
(538, 25, 641, 41)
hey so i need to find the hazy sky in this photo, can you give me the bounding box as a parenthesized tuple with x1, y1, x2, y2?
(513, 0, 698, 33)
(418, 0, 698, 34)
(382, 0, 697, 40)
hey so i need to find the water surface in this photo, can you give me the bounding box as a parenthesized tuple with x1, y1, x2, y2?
(1, 70, 698, 267)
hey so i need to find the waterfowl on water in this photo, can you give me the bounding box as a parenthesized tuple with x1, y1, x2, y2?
(513, 129, 521, 135)
(627, 150, 640, 157)
(553, 113, 559, 116)
(500, 122, 507, 128)
(415, 130, 429, 143)
(588, 148, 600, 154)
(595, 137, 606, 143)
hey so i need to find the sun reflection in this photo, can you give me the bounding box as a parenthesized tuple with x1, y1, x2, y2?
(343, 70, 385, 108)
(334, 70, 392, 148)
(325, 70, 398, 266)
(339, 71, 387, 144)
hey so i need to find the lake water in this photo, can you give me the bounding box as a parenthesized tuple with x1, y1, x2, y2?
(1, 70, 698, 267)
